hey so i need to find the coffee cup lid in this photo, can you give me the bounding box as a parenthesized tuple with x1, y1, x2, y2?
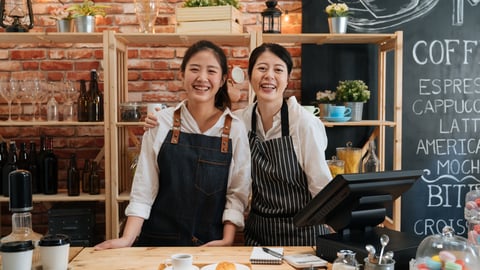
(0, 240, 35, 252)
(39, 234, 71, 246)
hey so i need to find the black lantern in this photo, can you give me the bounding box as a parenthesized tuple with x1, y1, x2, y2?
(0, 0, 34, 32)
(261, 0, 282, 33)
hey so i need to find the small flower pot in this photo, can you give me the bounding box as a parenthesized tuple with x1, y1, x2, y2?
(74, 15, 96, 32)
(328, 17, 348, 34)
(57, 19, 73, 32)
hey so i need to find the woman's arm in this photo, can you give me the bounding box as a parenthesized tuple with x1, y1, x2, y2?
(94, 216, 144, 250)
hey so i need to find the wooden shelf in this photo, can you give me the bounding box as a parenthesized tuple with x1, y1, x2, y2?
(0, 121, 104, 127)
(322, 120, 396, 128)
(0, 193, 105, 203)
(0, 32, 103, 44)
(261, 33, 397, 45)
(113, 33, 254, 47)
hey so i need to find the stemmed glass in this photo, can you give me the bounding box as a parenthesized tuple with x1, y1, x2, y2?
(134, 0, 159, 33)
(33, 79, 48, 121)
(46, 81, 59, 121)
(18, 79, 36, 121)
(0, 79, 18, 121)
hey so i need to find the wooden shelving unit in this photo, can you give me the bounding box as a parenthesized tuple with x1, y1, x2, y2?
(0, 32, 111, 239)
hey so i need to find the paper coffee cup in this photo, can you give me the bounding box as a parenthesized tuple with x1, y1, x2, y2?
(39, 234, 71, 270)
(0, 240, 35, 270)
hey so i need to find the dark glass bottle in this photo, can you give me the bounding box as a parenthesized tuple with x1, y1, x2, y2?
(0, 141, 9, 195)
(2, 141, 18, 197)
(67, 154, 80, 196)
(37, 135, 47, 194)
(42, 137, 58, 195)
(77, 79, 89, 122)
(363, 140, 380, 173)
(82, 159, 91, 193)
(27, 142, 39, 194)
(88, 69, 104, 122)
(89, 161, 100, 195)
(17, 142, 29, 170)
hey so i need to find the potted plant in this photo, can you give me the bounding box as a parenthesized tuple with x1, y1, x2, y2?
(335, 80, 370, 121)
(50, 0, 74, 32)
(176, 0, 242, 33)
(325, 2, 349, 34)
(67, 0, 109, 32)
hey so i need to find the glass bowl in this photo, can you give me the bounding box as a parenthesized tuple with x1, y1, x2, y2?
(120, 102, 146, 122)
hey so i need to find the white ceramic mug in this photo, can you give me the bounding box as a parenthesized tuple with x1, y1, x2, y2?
(302, 105, 320, 116)
(165, 253, 193, 270)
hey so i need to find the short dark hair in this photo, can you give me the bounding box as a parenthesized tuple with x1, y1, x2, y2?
(248, 43, 293, 79)
(181, 40, 231, 110)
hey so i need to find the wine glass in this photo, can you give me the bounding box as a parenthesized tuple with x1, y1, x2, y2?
(46, 81, 59, 121)
(18, 79, 36, 121)
(0, 79, 18, 121)
(134, 0, 159, 33)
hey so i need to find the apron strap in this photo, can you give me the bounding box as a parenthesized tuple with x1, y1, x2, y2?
(251, 100, 290, 137)
(171, 108, 181, 144)
(221, 114, 232, 153)
(171, 107, 231, 152)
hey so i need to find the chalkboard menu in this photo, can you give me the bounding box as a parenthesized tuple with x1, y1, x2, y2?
(303, 0, 480, 237)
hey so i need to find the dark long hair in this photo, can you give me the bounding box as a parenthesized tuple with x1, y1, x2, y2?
(248, 43, 293, 79)
(180, 40, 231, 110)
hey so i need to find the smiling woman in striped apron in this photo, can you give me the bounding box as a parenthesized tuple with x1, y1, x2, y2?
(235, 43, 332, 246)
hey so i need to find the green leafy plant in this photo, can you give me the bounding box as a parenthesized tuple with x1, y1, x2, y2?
(183, 0, 240, 9)
(325, 3, 349, 17)
(67, 0, 110, 17)
(335, 80, 371, 102)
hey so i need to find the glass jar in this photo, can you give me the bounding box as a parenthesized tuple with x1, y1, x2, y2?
(414, 226, 480, 270)
(327, 155, 344, 179)
(465, 187, 480, 247)
(332, 250, 358, 270)
(336, 141, 362, 174)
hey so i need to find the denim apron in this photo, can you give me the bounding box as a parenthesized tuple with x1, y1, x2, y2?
(136, 108, 233, 246)
(245, 101, 329, 246)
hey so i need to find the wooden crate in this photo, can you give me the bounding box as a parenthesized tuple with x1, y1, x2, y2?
(175, 6, 243, 34)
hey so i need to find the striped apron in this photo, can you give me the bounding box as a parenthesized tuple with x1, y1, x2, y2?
(245, 101, 329, 246)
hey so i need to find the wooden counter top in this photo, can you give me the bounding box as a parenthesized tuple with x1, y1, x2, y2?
(69, 246, 323, 270)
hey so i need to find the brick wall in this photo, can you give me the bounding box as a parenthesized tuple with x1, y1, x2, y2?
(0, 0, 303, 242)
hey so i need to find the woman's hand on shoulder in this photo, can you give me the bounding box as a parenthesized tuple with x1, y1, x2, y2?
(143, 113, 159, 131)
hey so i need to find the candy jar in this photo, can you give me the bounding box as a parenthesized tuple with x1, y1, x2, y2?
(414, 226, 480, 270)
(465, 187, 480, 248)
(332, 250, 358, 270)
(327, 155, 344, 179)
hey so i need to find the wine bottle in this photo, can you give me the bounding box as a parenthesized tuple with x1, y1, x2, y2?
(37, 135, 47, 194)
(89, 161, 100, 195)
(0, 141, 9, 195)
(27, 142, 39, 194)
(67, 154, 80, 196)
(77, 79, 89, 122)
(2, 141, 18, 197)
(43, 137, 58, 195)
(17, 142, 29, 170)
(88, 69, 104, 122)
(82, 159, 91, 193)
(363, 140, 380, 173)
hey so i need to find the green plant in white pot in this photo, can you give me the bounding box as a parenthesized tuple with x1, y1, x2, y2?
(335, 80, 370, 121)
(67, 0, 109, 32)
